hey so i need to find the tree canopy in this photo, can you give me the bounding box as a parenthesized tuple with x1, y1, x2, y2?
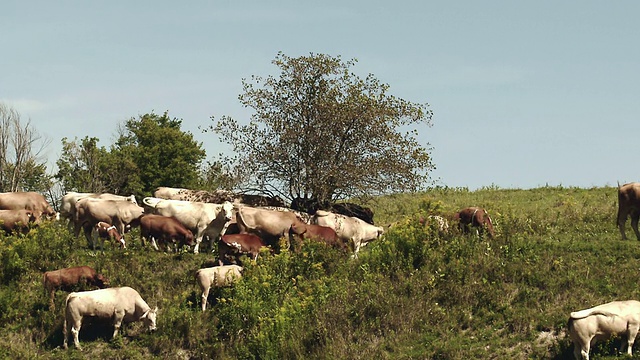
(212, 52, 434, 205)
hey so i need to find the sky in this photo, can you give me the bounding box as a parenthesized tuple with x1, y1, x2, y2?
(1, 1, 639, 190)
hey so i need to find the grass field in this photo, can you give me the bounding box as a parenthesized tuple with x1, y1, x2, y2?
(1, 185, 638, 359)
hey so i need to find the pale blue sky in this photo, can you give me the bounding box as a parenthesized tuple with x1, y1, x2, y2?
(2, 1, 638, 190)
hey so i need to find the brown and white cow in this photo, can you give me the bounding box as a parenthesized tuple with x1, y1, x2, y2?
(311, 210, 384, 257)
(63, 286, 157, 350)
(142, 197, 234, 253)
(617, 182, 640, 240)
(218, 233, 268, 265)
(43, 265, 109, 311)
(0, 209, 36, 235)
(568, 300, 640, 360)
(0, 191, 57, 222)
(235, 205, 308, 251)
(139, 214, 195, 251)
(154, 186, 286, 207)
(454, 207, 495, 238)
(195, 265, 242, 311)
(289, 222, 348, 252)
(95, 221, 126, 249)
(419, 215, 450, 234)
(74, 198, 144, 249)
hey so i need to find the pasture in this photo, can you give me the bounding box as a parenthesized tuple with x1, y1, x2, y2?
(0, 185, 637, 359)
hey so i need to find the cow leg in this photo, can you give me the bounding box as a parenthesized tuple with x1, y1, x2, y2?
(626, 323, 640, 356)
(193, 236, 203, 254)
(618, 207, 630, 240)
(151, 237, 160, 251)
(201, 286, 210, 311)
(112, 309, 125, 338)
(82, 224, 95, 250)
(631, 210, 640, 241)
(71, 319, 83, 351)
(63, 317, 69, 349)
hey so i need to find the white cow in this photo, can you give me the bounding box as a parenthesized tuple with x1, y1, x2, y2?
(311, 210, 384, 257)
(74, 198, 144, 250)
(63, 286, 158, 350)
(195, 265, 242, 311)
(568, 300, 640, 359)
(143, 197, 234, 253)
(61, 192, 137, 228)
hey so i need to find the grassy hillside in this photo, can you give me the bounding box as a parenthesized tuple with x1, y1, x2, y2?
(0, 185, 637, 359)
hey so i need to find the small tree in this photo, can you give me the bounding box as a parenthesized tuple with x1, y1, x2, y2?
(0, 103, 51, 192)
(55, 136, 112, 193)
(211, 52, 434, 205)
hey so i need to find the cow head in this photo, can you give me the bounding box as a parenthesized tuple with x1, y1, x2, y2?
(95, 274, 109, 288)
(141, 306, 158, 332)
(221, 201, 234, 221)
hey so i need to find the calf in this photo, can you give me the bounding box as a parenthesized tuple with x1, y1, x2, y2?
(195, 265, 242, 311)
(289, 222, 348, 252)
(0, 209, 36, 235)
(218, 233, 268, 265)
(568, 300, 640, 360)
(139, 214, 195, 252)
(454, 207, 495, 238)
(43, 266, 109, 311)
(95, 221, 126, 249)
(63, 286, 157, 350)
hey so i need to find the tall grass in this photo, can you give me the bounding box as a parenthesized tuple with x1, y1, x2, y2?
(0, 185, 636, 359)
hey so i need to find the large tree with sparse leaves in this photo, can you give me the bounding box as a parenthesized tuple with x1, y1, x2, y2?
(211, 52, 434, 206)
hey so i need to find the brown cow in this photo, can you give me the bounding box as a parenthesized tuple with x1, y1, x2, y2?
(235, 205, 307, 251)
(43, 265, 109, 311)
(0, 191, 57, 222)
(454, 207, 495, 238)
(95, 221, 126, 249)
(139, 214, 195, 251)
(289, 222, 348, 252)
(218, 233, 268, 265)
(617, 182, 640, 240)
(0, 209, 36, 234)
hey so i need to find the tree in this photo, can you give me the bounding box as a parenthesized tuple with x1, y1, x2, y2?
(0, 103, 51, 192)
(211, 52, 434, 206)
(116, 111, 206, 195)
(55, 136, 113, 193)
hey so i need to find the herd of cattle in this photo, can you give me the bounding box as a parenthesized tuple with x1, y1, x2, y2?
(2, 182, 640, 356)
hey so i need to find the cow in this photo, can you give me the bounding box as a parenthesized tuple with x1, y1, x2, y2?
(235, 205, 307, 251)
(617, 182, 640, 240)
(139, 214, 195, 252)
(419, 215, 450, 234)
(235, 193, 286, 207)
(60, 192, 137, 226)
(142, 197, 234, 253)
(568, 300, 640, 360)
(63, 286, 157, 350)
(95, 221, 126, 249)
(218, 233, 268, 265)
(311, 210, 384, 257)
(454, 207, 495, 238)
(43, 266, 109, 311)
(289, 222, 348, 252)
(290, 198, 375, 224)
(0, 191, 57, 222)
(0, 209, 36, 235)
(195, 265, 242, 312)
(153, 186, 235, 203)
(74, 198, 144, 250)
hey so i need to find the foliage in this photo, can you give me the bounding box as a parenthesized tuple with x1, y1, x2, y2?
(211, 52, 434, 204)
(55, 136, 112, 193)
(1, 186, 637, 359)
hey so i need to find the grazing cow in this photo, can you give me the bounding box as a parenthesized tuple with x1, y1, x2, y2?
(235, 205, 307, 250)
(143, 197, 234, 253)
(153, 186, 236, 203)
(0, 209, 36, 234)
(454, 207, 495, 238)
(312, 210, 384, 256)
(43, 266, 109, 311)
(63, 286, 157, 350)
(95, 221, 126, 249)
(60, 192, 137, 226)
(0, 191, 57, 222)
(195, 265, 242, 311)
(74, 198, 144, 250)
(289, 222, 348, 252)
(617, 182, 640, 240)
(218, 233, 268, 265)
(139, 214, 195, 252)
(419, 215, 450, 234)
(568, 300, 640, 360)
